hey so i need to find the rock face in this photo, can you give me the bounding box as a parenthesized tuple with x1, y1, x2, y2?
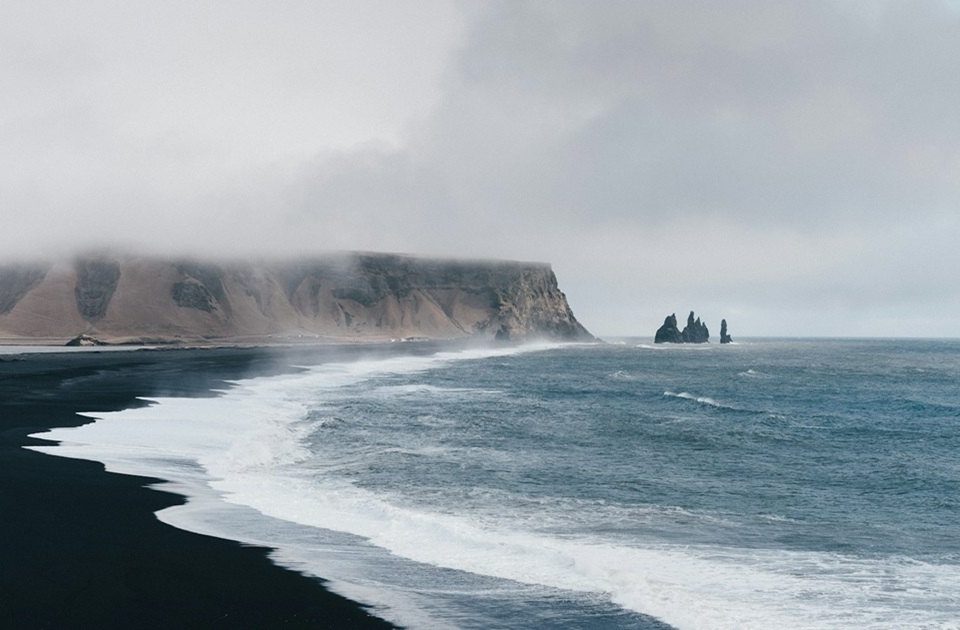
(0, 264, 48, 314)
(681, 311, 709, 343)
(654, 314, 683, 343)
(720, 319, 732, 344)
(74, 257, 121, 321)
(0, 253, 593, 344)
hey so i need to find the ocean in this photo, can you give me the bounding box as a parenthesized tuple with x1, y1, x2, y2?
(28, 339, 960, 629)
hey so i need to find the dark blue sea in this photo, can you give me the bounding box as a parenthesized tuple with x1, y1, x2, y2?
(31, 339, 960, 628)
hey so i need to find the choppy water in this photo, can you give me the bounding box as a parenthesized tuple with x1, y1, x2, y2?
(30, 339, 960, 628)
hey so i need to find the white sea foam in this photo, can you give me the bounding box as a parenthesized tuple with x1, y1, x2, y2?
(202, 474, 960, 629)
(661, 391, 774, 417)
(738, 368, 770, 378)
(27, 343, 960, 629)
(663, 390, 729, 409)
(758, 513, 802, 524)
(372, 383, 504, 397)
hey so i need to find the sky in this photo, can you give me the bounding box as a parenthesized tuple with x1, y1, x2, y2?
(2, 0, 959, 337)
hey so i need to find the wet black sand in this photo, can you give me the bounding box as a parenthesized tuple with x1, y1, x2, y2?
(0, 345, 434, 629)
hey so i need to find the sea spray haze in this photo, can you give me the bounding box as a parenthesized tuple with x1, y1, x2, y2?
(31, 339, 960, 628)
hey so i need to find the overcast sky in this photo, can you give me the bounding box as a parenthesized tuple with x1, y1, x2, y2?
(3, 0, 959, 337)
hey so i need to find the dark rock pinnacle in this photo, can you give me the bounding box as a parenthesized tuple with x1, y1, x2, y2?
(654, 313, 683, 343)
(720, 319, 732, 344)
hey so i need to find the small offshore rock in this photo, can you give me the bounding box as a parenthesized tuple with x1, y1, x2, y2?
(65, 334, 107, 347)
(720, 319, 733, 344)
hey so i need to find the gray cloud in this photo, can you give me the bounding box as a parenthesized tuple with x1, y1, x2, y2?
(3, 1, 960, 336)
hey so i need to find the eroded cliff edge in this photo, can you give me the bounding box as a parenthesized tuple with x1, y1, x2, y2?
(0, 253, 592, 344)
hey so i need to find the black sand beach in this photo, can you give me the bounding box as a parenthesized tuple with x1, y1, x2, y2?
(0, 346, 412, 629)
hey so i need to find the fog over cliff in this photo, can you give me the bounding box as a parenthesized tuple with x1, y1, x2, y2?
(3, 1, 960, 337)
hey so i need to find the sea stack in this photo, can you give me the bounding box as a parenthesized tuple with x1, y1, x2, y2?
(654, 313, 683, 343)
(654, 310, 710, 344)
(720, 319, 732, 344)
(680, 311, 709, 343)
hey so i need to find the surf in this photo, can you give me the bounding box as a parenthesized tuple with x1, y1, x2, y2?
(25, 340, 960, 628)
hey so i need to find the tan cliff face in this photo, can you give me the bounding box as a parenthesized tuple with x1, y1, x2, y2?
(0, 253, 592, 344)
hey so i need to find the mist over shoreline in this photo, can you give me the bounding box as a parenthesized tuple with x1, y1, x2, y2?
(4, 1, 960, 336)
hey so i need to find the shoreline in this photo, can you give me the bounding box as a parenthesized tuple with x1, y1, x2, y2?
(0, 346, 407, 628)
(0, 333, 452, 348)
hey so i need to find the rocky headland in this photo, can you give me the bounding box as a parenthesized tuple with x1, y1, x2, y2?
(0, 253, 592, 345)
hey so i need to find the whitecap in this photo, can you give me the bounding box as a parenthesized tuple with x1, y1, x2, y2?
(373, 383, 504, 397)
(663, 390, 730, 410)
(737, 369, 769, 378)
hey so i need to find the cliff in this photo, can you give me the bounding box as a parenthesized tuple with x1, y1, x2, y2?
(0, 253, 592, 345)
